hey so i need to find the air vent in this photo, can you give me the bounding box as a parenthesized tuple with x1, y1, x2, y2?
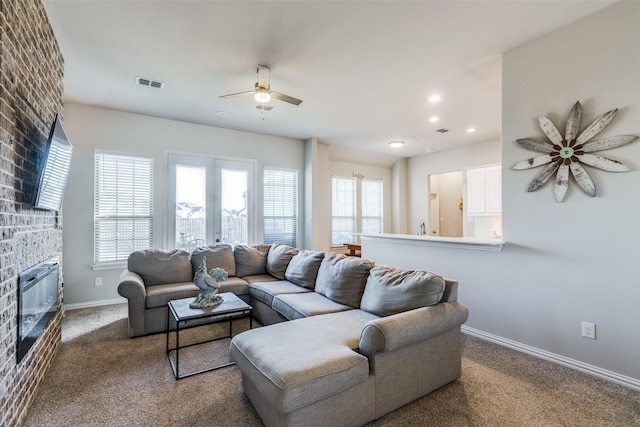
(136, 76, 165, 89)
(256, 105, 274, 111)
(436, 128, 449, 133)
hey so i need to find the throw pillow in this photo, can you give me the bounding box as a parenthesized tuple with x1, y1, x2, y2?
(191, 244, 236, 277)
(314, 253, 374, 308)
(266, 243, 299, 280)
(234, 244, 270, 277)
(360, 266, 445, 317)
(284, 250, 325, 289)
(128, 249, 192, 286)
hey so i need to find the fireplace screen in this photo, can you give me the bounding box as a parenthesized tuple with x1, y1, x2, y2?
(17, 258, 60, 363)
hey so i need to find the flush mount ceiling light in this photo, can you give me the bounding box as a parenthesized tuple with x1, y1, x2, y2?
(254, 87, 271, 103)
(428, 95, 441, 103)
(216, 111, 229, 117)
(429, 116, 439, 123)
(388, 140, 405, 148)
(467, 127, 477, 133)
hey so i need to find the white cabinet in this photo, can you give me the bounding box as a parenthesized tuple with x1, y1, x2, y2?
(466, 165, 501, 216)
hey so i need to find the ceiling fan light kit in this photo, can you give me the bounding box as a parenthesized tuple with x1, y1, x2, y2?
(220, 65, 303, 107)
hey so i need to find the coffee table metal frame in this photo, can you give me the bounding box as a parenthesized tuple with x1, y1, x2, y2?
(166, 292, 252, 379)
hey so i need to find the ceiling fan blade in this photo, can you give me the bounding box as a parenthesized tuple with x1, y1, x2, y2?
(219, 90, 255, 99)
(270, 91, 303, 106)
(257, 65, 270, 89)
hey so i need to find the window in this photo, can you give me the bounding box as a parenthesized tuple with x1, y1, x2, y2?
(94, 152, 153, 263)
(332, 177, 356, 245)
(264, 168, 298, 247)
(332, 176, 383, 245)
(361, 179, 383, 234)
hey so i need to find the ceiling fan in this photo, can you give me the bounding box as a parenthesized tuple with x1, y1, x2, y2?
(219, 65, 303, 106)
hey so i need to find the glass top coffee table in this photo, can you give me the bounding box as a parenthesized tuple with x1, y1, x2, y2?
(166, 292, 252, 379)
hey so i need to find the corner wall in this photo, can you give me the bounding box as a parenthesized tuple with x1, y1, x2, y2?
(0, 1, 65, 424)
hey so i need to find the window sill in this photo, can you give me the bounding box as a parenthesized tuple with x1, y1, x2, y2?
(91, 261, 127, 271)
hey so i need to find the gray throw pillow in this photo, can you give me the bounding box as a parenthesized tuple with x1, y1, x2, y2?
(266, 243, 299, 280)
(284, 250, 325, 289)
(314, 253, 374, 308)
(234, 244, 270, 277)
(191, 244, 236, 277)
(360, 266, 445, 317)
(128, 249, 192, 286)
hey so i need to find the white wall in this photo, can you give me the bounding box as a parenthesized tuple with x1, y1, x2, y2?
(62, 103, 304, 305)
(399, 2, 639, 385)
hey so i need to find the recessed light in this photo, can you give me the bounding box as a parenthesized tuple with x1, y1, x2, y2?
(467, 127, 476, 133)
(216, 111, 229, 117)
(388, 140, 405, 148)
(429, 116, 439, 123)
(428, 95, 441, 103)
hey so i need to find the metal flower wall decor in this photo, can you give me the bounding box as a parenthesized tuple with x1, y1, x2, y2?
(513, 101, 637, 202)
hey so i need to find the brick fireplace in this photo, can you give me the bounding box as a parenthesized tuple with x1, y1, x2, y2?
(0, 1, 65, 425)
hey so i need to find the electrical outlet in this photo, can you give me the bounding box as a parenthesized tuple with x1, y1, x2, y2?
(581, 321, 596, 339)
(94, 277, 103, 287)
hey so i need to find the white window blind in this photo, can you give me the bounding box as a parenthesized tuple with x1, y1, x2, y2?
(332, 177, 356, 245)
(361, 179, 383, 233)
(94, 152, 153, 263)
(264, 168, 298, 247)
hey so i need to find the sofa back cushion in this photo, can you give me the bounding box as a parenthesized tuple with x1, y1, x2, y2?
(360, 266, 445, 316)
(234, 244, 270, 277)
(191, 244, 236, 277)
(284, 250, 325, 289)
(128, 249, 192, 287)
(314, 253, 374, 308)
(266, 243, 299, 280)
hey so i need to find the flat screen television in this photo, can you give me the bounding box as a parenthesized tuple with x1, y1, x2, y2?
(34, 114, 73, 211)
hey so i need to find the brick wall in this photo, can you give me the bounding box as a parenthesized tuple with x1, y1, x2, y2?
(0, 1, 65, 425)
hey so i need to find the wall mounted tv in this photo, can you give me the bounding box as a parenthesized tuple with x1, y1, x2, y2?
(34, 114, 73, 211)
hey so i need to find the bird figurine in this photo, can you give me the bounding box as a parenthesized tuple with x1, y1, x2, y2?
(190, 256, 228, 309)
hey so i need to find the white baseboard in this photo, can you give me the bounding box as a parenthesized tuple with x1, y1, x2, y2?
(63, 297, 126, 311)
(462, 325, 640, 392)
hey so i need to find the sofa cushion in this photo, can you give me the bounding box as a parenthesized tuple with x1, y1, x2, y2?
(229, 310, 378, 413)
(272, 292, 354, 320)
(266, 243, 299, 280)
(216, 277, 250, 296)
(191, 244, 236, 277)
(145, 282, 199, 308)
(243, 274, 279, 285)
(249, 280, 311, 307)
(360, 266, 446, 317)
(128, 249, 192, 287)
(234, 244, 270, 277)
(314, 253, 375, 308)
(284, 250, 325, 289)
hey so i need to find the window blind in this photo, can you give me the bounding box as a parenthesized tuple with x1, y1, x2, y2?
(263, 168, 298, 247)
(331, 177, 356, 245)
(94, 152, 153, 263)
(361, 179, 383, 233)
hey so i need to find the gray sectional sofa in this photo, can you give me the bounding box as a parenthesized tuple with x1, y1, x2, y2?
(117, 243, 469, 426)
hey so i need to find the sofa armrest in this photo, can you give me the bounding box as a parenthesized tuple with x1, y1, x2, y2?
(359, 302, 469, 356)
(117, 269, 146, 300)
(117, 269, 147, 337)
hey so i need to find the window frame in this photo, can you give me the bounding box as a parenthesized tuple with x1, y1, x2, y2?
(263, 167, 299, 247)
(93, 150, 154, 265)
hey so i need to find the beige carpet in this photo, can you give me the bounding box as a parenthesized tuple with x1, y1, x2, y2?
(23, 304, 640, 427)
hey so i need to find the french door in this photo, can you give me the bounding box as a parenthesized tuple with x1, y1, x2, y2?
(166, 153, 255, 250)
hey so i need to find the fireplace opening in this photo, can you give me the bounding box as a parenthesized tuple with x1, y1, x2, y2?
(17, 257, 60, 363)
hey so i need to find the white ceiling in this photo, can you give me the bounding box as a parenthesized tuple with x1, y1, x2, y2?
(43, 0, 616, 166)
